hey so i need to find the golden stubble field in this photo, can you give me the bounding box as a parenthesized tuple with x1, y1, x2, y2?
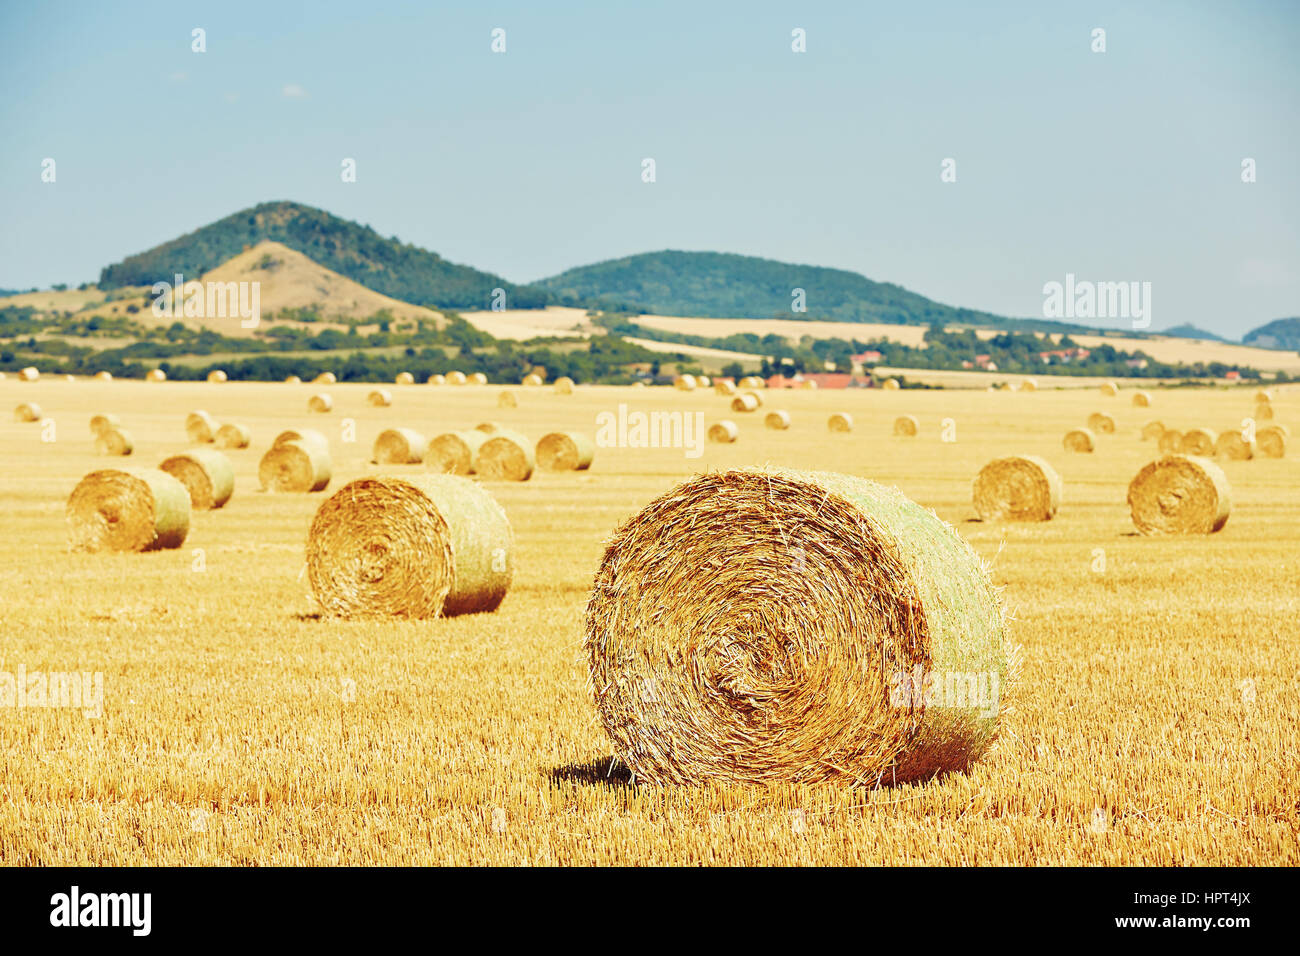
(1, 378, 1297, 865)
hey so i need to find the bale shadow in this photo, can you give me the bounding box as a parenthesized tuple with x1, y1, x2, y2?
(548, 756, 635, 790)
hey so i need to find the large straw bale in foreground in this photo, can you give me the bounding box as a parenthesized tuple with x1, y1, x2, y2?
(707, 420, 739, 443)
(426, 430, 487, 475)
(1214, 429, 1255, 461)
(67, 468, 190, 552)
(307, 475, 512, 618)
(476, 430, 534, 481)
(372, 427, 426, 464)
(893, 415, 919, 437)
(1179, 427, 1216, 456)
(215, 423, 251, 449)
(185, 410, 217, 443)
(973, 456, 1061, 522)
(1063, 428, 1095, 453)
(584, 468, 1011, 786)
(1127, 455, 1231, 535)
(1086, 412, 1116, 434)
(159, 448, 235, 509)
(536, 432, 595, 471)
(258, 439, 332, 492)
(1257, 425, 1288, 459)
(94, 428, 134, 456)
(765, 410, 791, 430)
(827, 412, 853, 433)
(14, 403, 42, 423)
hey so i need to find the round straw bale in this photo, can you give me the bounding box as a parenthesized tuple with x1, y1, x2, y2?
(1100, 381, 1119, 396)
(1214, 429, 1255, 460)
(427, 430, 487, 475)
(697, 375, 711, 387)
(498, 390, 517, 408)
(893, 415, 919, 437)
(707, 420, 739, 443)
(1063, 428, 1095, 453)
(1255, 389, 1273, 404)
(95, 428, 134, 456)
(284, 374, 302, 384)
(674, 374, 697, 391)
(1019, 378, 1037, 392)
(521, 373, 542, 386)
(367, 388, 393, 407)
(395, 371, 415, 385)
(93, 371, 113, 382)
(273, 428, 329, 455)
(314, 372, 337, 384)
(553, 376, 575, 395)
(474, 421, 502, 434)
(446, 370, 467, 385)
(0, 372, 6, 380)
(801, 379, 818, 390)
(827, 412, 853, 433)
(146, 369, 166, 382)
(258, 439, 332, 492)
(1256, 425, 1288, 458)
(715, 380, 737, 396)
(67, 468, 190, 552)
(18, 366, 39, 382)
(1157, 429, 1182, 454)
(207, 369, 228, 383)
(740, 376, 766, 389)
(730, 393, 759, 413)
(476, 429, 534, 481)
(14, 402, 42, 423)
(765, 410, 791, 430)
(584, 468, 1011, 786)
(1254, 402, 1274, 421)
(529, 366, 547, 382)
(536, 431, 595, 471)
(1127, 455, 1231, 535)
(973, 456, 1061, 522)
(744, 389, 763, 407)
(1141, 420, 1166, 441)
(185, 410, 217, 443)
(427, 373, 446, 385)
(1132, 390, 1151, 407)
(1086, 412, 1116, 434)
(90, 413, 122, 436)
(1179, 427, 1216, 456)
(307, 475, 513, 618)
(308, 393, 333, 413)
(215, 423, 251, 449)
(468, 372, 488, 385)
(372, 427, 426, 465)
(159, 448, 235, 509)
(882, 377, 900, 390)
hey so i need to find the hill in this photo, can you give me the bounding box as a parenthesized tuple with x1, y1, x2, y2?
(536, 250, 1097, 332)
(1160, 323, 1227, 342)
(1243, 317, 1300, 351)
(98, 200, 548, 310)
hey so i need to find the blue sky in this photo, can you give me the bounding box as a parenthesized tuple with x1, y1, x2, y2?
(1, 0, 1296, 337)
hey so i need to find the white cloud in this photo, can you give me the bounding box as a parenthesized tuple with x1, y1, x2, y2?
(281, 83, 308, 99)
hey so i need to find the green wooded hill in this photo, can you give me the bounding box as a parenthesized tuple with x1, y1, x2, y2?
(98, 200, 549, 310)
(1242, 317, 1300, 351)
(537, 249, 1083, 331)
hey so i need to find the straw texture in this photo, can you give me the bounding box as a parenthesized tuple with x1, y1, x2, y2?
(159, 448, 235, 509)
(765, 410, 791, 430)
(372, 427, 427, 464)
(1063, 428, 1095, 453)
(707, 420, 739, 443)
(258, 439, 332, 492)
(1127, 455, 1231, 535)
(215, 423, 251, 449)
(476, 429, 534, 481)
(973, 456, 1061, 522)
(536, 432, 595, 471)
(185, 410, 216, 443)
(67, 468, 190, 552)
(426, 430, 487, 475)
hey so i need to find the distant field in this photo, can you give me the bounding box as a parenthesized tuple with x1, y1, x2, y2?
(0, 377, 1295, 864)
